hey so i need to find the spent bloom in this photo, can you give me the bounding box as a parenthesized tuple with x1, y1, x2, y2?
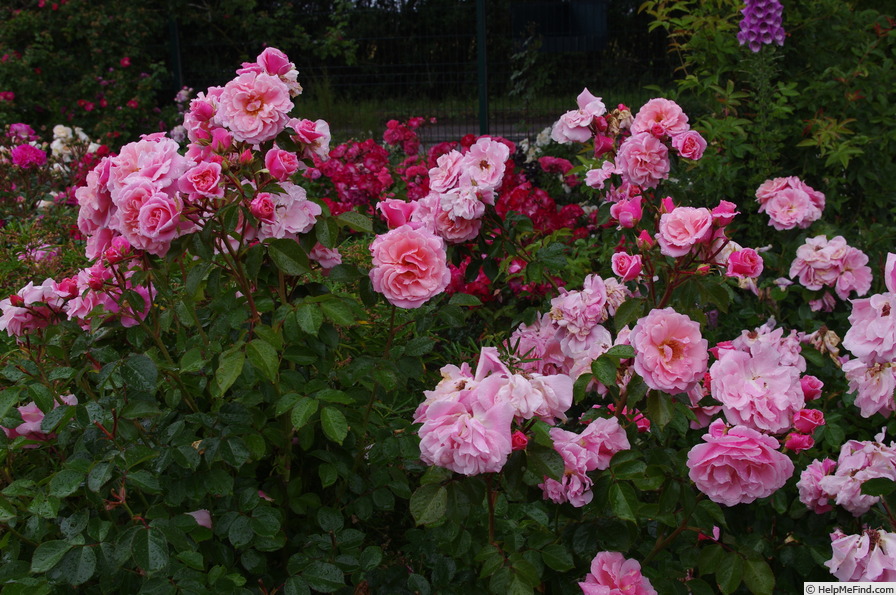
(826, 528, 896, 582)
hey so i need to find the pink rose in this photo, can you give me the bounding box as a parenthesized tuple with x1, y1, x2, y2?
(511, 430, 528, 451)
(460, 137, 509, 191)
(671, 129, 706, 160)
(179, 161, 224, 199)
(784, 432, 814, 453)
(630, 307, 708, 394)
(726, 248, 764, 278)
(369, 224, 451, 309)
(631, 97, 689, 138)
(800, 375, 824, 401)
(843, 292, 896, 365)
(826, 528, 896, 582)
(843, 358, 896, 418)
(609, 196, 643, 228)
(656, 207, 713, 258)
(11, 144, 47, 169)
(288, 118, 330, 159)
(250, 194, 276, 223)
(756, 176, 825, 230)
(579, 551, 657, 595)
(215, 72, 293, 145)
(797, 458, 837, 513)
(550, 88, 606, 144)
(255, 181, 321, 240)
(376, 198, 418, 228)
(687, 419, 794, 506)
(615, 132, 670, 188)
(265, 147, 300, 182)
(819, 438, 896, 516)
(886, 253, 896, 293)
(428, 150, 464, 193)
(584, 161, 619, 190)
(712, 200, 739, 225)
(539, 471, 593, 507)
(611, 252, 642, 282)
(309, 243, 342, 270)
(793, 408, 825, 434)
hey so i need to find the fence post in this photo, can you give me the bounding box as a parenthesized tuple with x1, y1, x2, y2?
(476, 0, 489, 135)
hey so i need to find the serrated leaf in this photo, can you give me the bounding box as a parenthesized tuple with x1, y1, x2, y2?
(290, 398, 318, 430)
(448, 293, 482, 307)
(268, 238, 310, 276)
(605, 344, 635, 359)
(320, 407, 348, 444)
(49, 470, 84, 498)
(591, 356, 617, 387)
(295, 304, 324, 335)
(540, 544, 574, 572)
(717, 552, 744, 595)
(247, 339, 279, 382)
(410, 484, 448, 526)
(743, 558, 775, 595)
(58, 546, 96, 586)
(132, 526, 168, 573)
(320, 299, 355, 326)
(31, 540, 72, 573)
(122, 354, 157, 394)
(215, 347, 245, 396)
(336, 210, 373, 234)
(614, 298, 645, 330)
(302, 561, 344, 593)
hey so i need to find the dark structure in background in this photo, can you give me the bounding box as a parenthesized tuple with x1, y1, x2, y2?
(170, 0, 672, 144)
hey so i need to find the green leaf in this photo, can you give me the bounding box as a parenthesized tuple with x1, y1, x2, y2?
(179, 348, 205, 373)
(0, 389, 19, 420)
(743, 558, 775, 595)
(336, 210, 373, 234)
(608, 482, 638, 522)
(320, 299, 355, 326)
(228, 515, 253, 548)
(699, 544, 724, 577)
(315, 217, 339, 249)
(291, 398, 319, 430)
(320, 407, 348, 445)
(302, 561, 344, 593)
(122, 354, 158, 394)
(605, 344, 635, 359)
(410, 483, 448, 526)
(862, 477, 896, 497)
(31, 540, 72, 573)
(540, 544, 574, 572)
(295, 304, 324, 335)
(214, 347, 245, 396)
(49, 470, 85, 498)
(403, 336, 435, 357)
(614, 297, 645, 330)
(448, 293, 482, 307)
(132, 526, 169, 573)
(360, 546, 383, 571)
(526, 444, 565, 481)
(647, 391, 673, 430)
(58, 546, 96, 586)
(717, 552, 744, 595)
(591, 356, 617, 387)
(268, 238, 311, 276)
(247, 339, 279, 382)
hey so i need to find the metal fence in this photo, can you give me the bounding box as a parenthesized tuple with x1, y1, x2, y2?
(172, 0, 673, 145)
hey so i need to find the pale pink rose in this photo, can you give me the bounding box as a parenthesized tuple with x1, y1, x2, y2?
(584, 161, 620, 190)
(550, 274, 608, 351)
(615, 132, 670, 188)
(187, 509, 213, 529)
(784, 432, 814, 453)
(731, 318, 806, 372)
(369, 224, 451, 309)
(540, 471, 593, 507)
(827, 528, 896, 582)
(631, 97, 689, 138)
(309, 243, 342, 270)
(76, 156, 115, 236)
(710, 344, 804, 434)
(1, 394, 77, 446)
(550, 416, 630, 474)
(843, 292, 896, 365)
(800, 375, 824, 401)
(886, 253, 896, 293)
(630, 307, 708, 394)
(460, 137, 509, 191)
(216, 72, 293, 145)
(726, 248, 764, 278)
(109, 136, 187, 193)
(377, 198, 418, 229)
(497, 372, 573, 423)
(507, 313, 566, 375)
(797, 458, 837, 513)
(439, 185, 486, 221)
(288, 118, 330, 159)
(179, 160, 224, 199)
(820, 438, 896, 516)
(183, 88, 222, 143)
(417, 391, 514, 476)
(671, 129, 706, 159)
(256, 181, 321, 240)
(239, 47, 302, 97)
(609, 195, 643, 228)
(687, 419, 794, 506)
(843, 358, 896, 418)
(428, 150, 464, 193)
(551, 88, 606, 144)
(135, 193, 188, 256)
(612, 252, 642, 282)
(712, 200, 739, 225)
(579, 551, 657, 595)
(265, 147, 300, 182)
(414, 362, 476, 423)
(756, 176, 825, 230)
(834, 245, 873, 300)
(793, 409, 825, 434)
(790, 235, 871, 300)
(86, 228, 121, 263)
(411, 193, 481, 243)
(656, 207, 713, 258)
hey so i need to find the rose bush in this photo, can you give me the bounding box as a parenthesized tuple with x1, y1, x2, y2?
(1, 43, 896, 595)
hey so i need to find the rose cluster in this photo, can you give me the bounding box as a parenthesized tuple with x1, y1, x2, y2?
(755, 175, 825, 231)
(790, 235, 872, 311)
